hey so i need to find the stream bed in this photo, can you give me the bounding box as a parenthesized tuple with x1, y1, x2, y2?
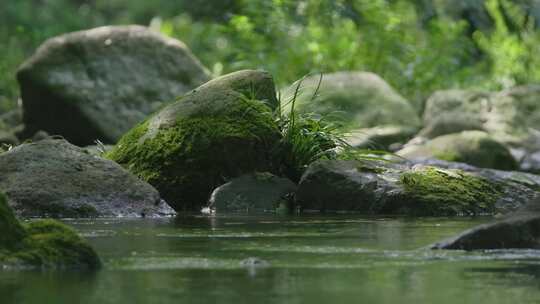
(2, 215, 540, 304)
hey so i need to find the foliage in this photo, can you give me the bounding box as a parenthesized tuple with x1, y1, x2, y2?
(474, 0, 540, 89)
(2, 0, 540, 114)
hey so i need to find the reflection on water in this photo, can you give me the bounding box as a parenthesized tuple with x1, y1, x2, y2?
(2, 215, 540, 304)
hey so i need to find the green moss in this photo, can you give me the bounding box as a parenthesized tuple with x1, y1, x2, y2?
(107, 97, 280, 210)
(0, 193, 27, 249)
(11, 220, 101, 269)
(399, 166, 503, 216)
(0, 192, 100, 269)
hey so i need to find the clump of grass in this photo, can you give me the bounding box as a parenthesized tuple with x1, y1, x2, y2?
(272, 74, 347, 181)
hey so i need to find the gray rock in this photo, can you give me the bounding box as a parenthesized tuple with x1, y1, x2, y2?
(0, 138, 174, 217)
(432, 214, 540, 250)
(17, 25, 211, 146)
(397, 131, 518, 171)
(285, 72, 420, 131)
(345, 125, 418, 151)
(208, 172, 296, 213)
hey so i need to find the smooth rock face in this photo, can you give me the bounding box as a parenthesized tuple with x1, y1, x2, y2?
(17, 25, 211, 145)
(346, 125, 419, 151)
(432, 198, 540, 250)
(296, 158, 540, 216)
(421, 87, 540, 146)
(0, 192, 101, 269)
(107, 70, 281, 211)
(0, 138, 173, 217)
(208, 173, 296, 213)
(287, 72, 420, 131)
(398, 131, 518, 170)
(432, 214, 540, 250)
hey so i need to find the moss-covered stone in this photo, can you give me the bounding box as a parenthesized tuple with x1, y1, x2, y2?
(399, 166, 503, 216)
(295, 159, 519, 216)
(107, 70, 282, 211)
(0, 193, 100, 269)
(398, 131, 518, 170)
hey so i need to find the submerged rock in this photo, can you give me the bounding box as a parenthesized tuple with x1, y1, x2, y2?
(432, 213, 540, 250)
(0, 192, 100, 269)
(107, 70, 281, 211)
(0, 138, 173, 217)
(296, 158, 540, 216)
(17, 25, 211, 145)
(398, 131, 518, 170)
(287, 72, 420, 131)
(208, 172, 296, 213)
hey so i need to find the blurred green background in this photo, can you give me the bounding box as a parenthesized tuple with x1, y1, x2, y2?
(1, 0, 539, 112)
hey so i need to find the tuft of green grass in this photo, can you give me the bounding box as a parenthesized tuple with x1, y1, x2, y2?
(272, 74, 346, 181)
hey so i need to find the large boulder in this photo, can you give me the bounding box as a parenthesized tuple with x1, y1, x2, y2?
(295, 158, 540, 216)
(0, 192, 100, 269)
(346, 125, 420, 151)
(207, 172, 296, 213)
(287, 72, 420, 131)
(0, 138, 172, 217)
(107, 70, 282, 211)
(397, 131, 518, 170)
(17, 25, 211, 146)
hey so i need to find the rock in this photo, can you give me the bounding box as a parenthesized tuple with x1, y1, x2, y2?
(419, 86, 540, 172)
(296, 158, 540, 216)
(0, 138, 173, 217)
(0, 130, 18, 146)
(208, 172, 296, 213)
(421, 86, 540, 146)
(286, 72, 420, 131)
(0, 192, 101, 269)
(397, 131, 518, 170)
(432, 198, 540, 250)
(345, 125, 419, 151)
(107, 70, 281, 211)
(432, 213, 540, 250)
(17, 25, 211, 146)
(421, 90, 490, 139)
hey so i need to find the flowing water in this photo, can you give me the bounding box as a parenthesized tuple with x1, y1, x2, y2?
(2, 215, 540, 304)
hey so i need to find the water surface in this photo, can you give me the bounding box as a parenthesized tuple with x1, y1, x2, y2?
(2, 215, 540, 304)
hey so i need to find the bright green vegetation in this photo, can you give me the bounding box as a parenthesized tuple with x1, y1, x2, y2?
(400, 166, 503, 216)
(3, 0, 540, 112)
(4, 217, 540, 303)
(0, 193, 100, 269)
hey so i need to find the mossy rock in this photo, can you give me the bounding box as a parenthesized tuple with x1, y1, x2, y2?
(0, 193, 100, 269)
(397, 131, 518, 170)
(285, 72, 420, 131)
(399, 166, 502, 215)
(107, 70, 282, 211)
(17, 25, 211, 145)
(295, 159, 518, 216)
